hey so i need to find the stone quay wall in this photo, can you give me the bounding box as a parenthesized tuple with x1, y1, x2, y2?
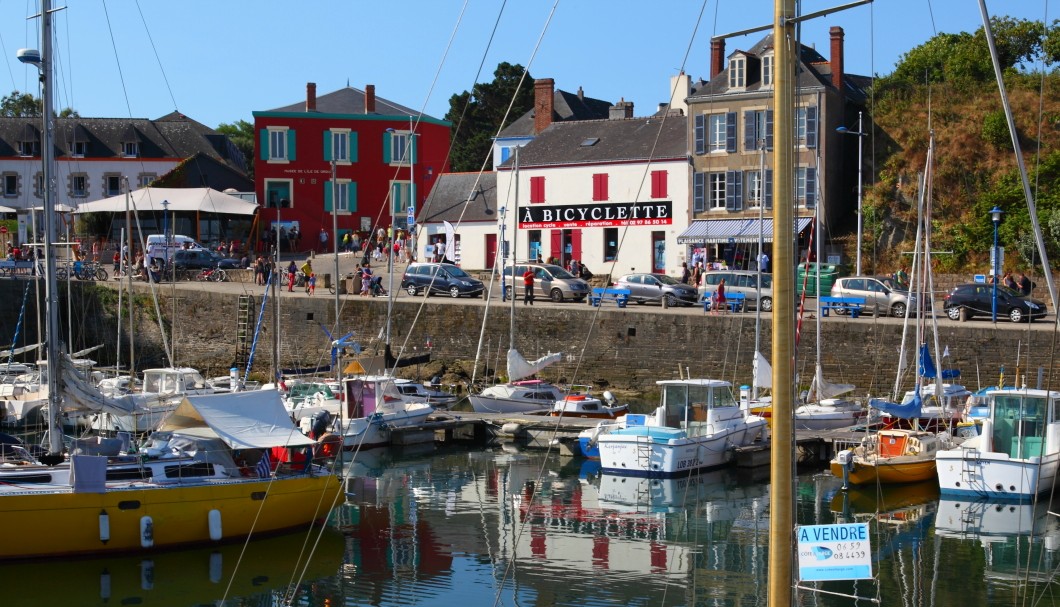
(2, 281, 1055, 397)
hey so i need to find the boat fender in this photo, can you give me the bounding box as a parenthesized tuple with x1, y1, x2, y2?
(141, 560, 155, 590)
(501, 422, 523, 435)
(208, 509, 223, 541)
(980, 419, 993, 452)
(603, 391, 616, 406)
(100, 570, 111, 600)
(210, 552, 223, 584)
(140, 516, 154, 548)
(99, 509, 110, 544)
(1048, 423, 1060, 455)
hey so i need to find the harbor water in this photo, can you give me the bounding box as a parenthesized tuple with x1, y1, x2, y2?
(9, 443, 1060, 606)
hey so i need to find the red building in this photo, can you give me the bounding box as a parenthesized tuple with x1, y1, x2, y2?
(253, 83, 450, 251)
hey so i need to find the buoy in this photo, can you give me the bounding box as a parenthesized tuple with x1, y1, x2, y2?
(565, 395, 586, 401)
(99, 510, 110, 544)
(140, 516, 154, 548)
(208, 509, 223, 541)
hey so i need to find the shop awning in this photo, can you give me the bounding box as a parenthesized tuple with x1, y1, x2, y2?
(677, 217, 813, 244)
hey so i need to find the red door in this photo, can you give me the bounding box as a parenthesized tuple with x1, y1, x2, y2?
(485, 234, 497, 269)
(571, 230, 582, 266)
(550, 230, 562, 265)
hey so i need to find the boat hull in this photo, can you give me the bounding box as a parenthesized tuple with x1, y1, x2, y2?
(829, 458, 937, 486)
(595, 419, 768, 478)
(937, 448, 1060, 500)
(0, 474, 341, 560)
(341, 404, 434, 449)
(468, 395, 550, 415)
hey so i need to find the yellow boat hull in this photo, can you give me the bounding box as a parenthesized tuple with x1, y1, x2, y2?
(829, 458, 937, 486)
(0, 474, 342, 560)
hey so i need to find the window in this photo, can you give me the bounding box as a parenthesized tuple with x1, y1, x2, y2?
(650, 170, 667, 198)
(325, 129, 357, 163)
(693, 172, 705, 212)
(325, 180, 356, 213)
(530, 176, 545, 204)
(500, 146, 511, 163)
(104, 174, 122, 197)
(707, 112, 737, 153)
(122, 142, 139, 157)
(386, 130, 413, 165)
(33, 172, 43, 198)
(796, 167, 817, 208)
(71, 174, 88, 198)
(743, 109, 773, 151)
(261, 127, 295, 162)
(729, 57, 746, 88)
(708, 173, 726, 210)
(72, 141, 87, 157)
(762, 54, 773, 86)
(725, 170, 743, 211)
(592, 173, 608, 201)
(744, 170, 763, 207)
(795, 106, 818, 148)
(694, 114, 705, 154)
(18, 141, 37, 157)
(391, 181, 413, 215)
(603, 227, 618, 261)
(3, 174, 17, 197)
(138, 174, 155, 189)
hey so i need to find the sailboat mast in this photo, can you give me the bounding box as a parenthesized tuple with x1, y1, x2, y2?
(124, 181, 135, 386)
(754, 142, 765, 400)
(769, 0, 796, 604)
(39, 0, 62, 456)
(509, 147, 519, 350)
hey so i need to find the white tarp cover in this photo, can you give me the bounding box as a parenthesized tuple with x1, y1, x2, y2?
(72, 187, 258, 216)
(158, 391, 315, 449)
(507, 349, 561, 382)
(807, 364, 855, 401)
(753, 351, 772, 390)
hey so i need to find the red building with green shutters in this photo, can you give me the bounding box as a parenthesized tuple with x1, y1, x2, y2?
(253, 82, 450, 252)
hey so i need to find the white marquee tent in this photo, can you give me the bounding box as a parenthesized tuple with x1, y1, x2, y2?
(72, 187, 258, 216)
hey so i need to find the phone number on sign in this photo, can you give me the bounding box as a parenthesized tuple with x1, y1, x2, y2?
(521, 218, 672, 229)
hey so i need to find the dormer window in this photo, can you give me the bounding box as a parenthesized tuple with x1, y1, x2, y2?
(122, 142, 139, 157)
(18, 141, 38, 157)
(72, 141, 87, 157)
(762, 54, 774, 87)
(729, 56, 746, 89)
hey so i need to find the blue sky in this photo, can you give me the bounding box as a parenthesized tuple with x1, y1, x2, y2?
(0, 1, 1051, 129)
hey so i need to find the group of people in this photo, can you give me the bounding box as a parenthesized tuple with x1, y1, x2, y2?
(999, 271, 1034, 296)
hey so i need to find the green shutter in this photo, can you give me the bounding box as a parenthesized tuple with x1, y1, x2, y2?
(323, 130, 332, 161)
(259, 129, 269, 160)
(350, 132, 358, 163)
(349, 182, 357, 212)
(383, 131, 392, 164)
(392, 183, 401, 215)
(287, 129, 296, 160)
(324, 180, 333, 211)
(410, 133, 417, 164)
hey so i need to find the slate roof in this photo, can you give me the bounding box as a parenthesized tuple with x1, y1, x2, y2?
(0, 111, 247, 172)
(420, 172, 498, 224)
(267, 86, 439, 120)
(688, 33, 869, 103)
(497, 88, 613, 138)
(500, 117, 687, 168)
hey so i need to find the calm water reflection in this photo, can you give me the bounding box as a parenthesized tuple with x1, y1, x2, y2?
(9, 444, 1060, 606)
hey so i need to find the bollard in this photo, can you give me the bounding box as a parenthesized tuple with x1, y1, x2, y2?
(662, 295, 669, 309)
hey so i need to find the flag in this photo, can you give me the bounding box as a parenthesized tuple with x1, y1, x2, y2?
(256, 451, 271, 478)
(943, 346, 950, 358)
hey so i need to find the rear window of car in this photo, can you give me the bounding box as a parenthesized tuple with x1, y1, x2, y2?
(703, 273, 727, 286)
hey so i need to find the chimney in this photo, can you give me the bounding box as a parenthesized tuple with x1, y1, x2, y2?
(830, 26, 844, 90)
(306, 82, 317, 112)
(365, 84, 376, 113)
(534, 78, 555, 134)
(669, 71, 690, 116)
(577, 86, 584, 101)
(609, 98, 633, 120)
(710, 38, 725, 79)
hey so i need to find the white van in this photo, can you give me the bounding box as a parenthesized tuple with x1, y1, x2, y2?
(146, 234, 206, 263)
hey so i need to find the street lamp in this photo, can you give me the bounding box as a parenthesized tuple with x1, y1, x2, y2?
(990, 205, 1003, 322)
(836, 111, 866, 275)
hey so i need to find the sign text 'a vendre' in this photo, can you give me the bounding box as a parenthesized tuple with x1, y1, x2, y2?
(519, 201, 673, 229)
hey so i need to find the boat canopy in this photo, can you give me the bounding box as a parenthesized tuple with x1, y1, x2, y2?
(158, 391, 316, 449)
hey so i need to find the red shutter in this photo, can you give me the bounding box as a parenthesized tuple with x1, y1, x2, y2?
(530, 176, 545, 203)
(592, 173, 609, 201)
(550, 230, 562, 264)
(651, 170, 668, 198)
(571, 230, 582, 263)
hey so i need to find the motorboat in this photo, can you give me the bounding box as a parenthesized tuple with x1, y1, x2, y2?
(793, 398, 867, 430)
(937, 387, 1060, 500)
(546, 391, 628, 419)
(391, 379, 460, 409)
(339, 374, 434, 449)
(831, 428, 950, 487)
(469, 379, 567, 414)
(579, 379, 769, 477)
(90, 367, 215, 434)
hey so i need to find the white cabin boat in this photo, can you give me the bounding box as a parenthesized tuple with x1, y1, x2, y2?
(579, 379, 769, 477)
(91, 367, 214, 433)
(340, 375, 434, 449)
(469, 379, 567, 414)
(937, 388, 1060, 500)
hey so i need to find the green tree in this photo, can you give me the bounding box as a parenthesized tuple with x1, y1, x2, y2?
(216, 119, 255, 179)
(444, 62, 534, 172)
(0, 90, 41, 116)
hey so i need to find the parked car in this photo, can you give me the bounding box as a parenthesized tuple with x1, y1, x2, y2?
(613, 273, 699, 307)
(171, 249, 237, 270)
(701, 270, 774, 311)
(830, 276, 916, 318)
(402, 262, 484, 298)
(943, 283, 1047, 323)
(502, 263, 591, 302)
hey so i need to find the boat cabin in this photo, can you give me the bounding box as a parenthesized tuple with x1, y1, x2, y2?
(983, 389, 1060, 459)
(142, 368, 208, 394)
(657, 379, 741, 431)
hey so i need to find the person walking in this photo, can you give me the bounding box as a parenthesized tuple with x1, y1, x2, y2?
(286, 260, 297, 292)
(711, 278, 727, 313)
(300, 259, 313, 294)
(1017, 271, 1033, 296)
(523, 267, 536, 305)
(318, 228, 329, 253)
(680, 262, 691, 285)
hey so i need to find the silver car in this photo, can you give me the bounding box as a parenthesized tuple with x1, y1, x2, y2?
(503, 263, 591, 302)
(830, 276, 915, 318)
(701, 270, 774, 311)
(613, 273, 699, 307)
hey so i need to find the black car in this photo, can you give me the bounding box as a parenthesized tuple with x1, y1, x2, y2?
(943, 283, 1047, 322)
(172, 249, 238, 270)
(401, 262, 484, 298)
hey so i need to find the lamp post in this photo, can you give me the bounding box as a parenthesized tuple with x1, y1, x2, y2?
(991, 205, 1003, 322)
(836, 111, 865, 275)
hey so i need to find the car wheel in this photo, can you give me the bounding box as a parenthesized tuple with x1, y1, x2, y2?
(449, 286, 461, 298)
(760, 296, 773, 312)
(946, 306, 961, 321)
(550, 288, 563, 303)
(665, 294, 679, 307)
(406, 285, 418, 296)
(891, 302, 908, 318)
(1009, 307, 1024, 323)
(504, 285, 513, 299)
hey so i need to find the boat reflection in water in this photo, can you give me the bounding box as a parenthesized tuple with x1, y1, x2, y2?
(3, 528, 345, 607)
(830, 479, 940, 522)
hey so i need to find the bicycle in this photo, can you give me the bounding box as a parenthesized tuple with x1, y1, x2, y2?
(196, 267, 227, 282)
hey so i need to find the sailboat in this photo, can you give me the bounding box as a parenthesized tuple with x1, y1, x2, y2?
(0, 3, 341, 560)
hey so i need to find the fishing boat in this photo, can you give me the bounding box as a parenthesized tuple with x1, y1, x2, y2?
(936, 387, 1060, 499)
(469, 354, 567, 414)
(579, 378, 769, 477)
(831, 426, 946, 487)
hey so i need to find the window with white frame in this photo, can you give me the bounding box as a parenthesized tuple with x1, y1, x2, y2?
(762, 54, 773, 87)
(391, 181, 412, 214)
(71, 174, 88, 198)
(104, 174, 122, 196)
(729, 56, 746, 88)
(18, 141, 37, 157)
(138, 174, 155, 189)
(389, 131, 411, 165)
(708, 173, 726, 210)
(794, 106, 818, 148)
(708, 115, 727, 152)
(72, 141, 87, 157)
(335, 180, 352, 212)
(122, 141, 139, 157)
(743, 109, 772, 152)
(745, 170, 763, 207)
(796, 167, 817, 208)
(269, 128, 288, 161)
(332, 130, 349, 162)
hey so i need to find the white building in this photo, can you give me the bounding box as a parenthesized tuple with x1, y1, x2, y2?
(417, 172, 501, 269)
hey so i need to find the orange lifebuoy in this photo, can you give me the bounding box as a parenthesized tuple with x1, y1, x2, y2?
(564, 395, 586, 401)
(317, 433, 342, 459)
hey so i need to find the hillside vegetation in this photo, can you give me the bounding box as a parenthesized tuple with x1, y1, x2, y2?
(860, 17, 1060, 275)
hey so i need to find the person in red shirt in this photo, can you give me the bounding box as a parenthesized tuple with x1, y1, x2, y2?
(523, 268, 535, 306)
